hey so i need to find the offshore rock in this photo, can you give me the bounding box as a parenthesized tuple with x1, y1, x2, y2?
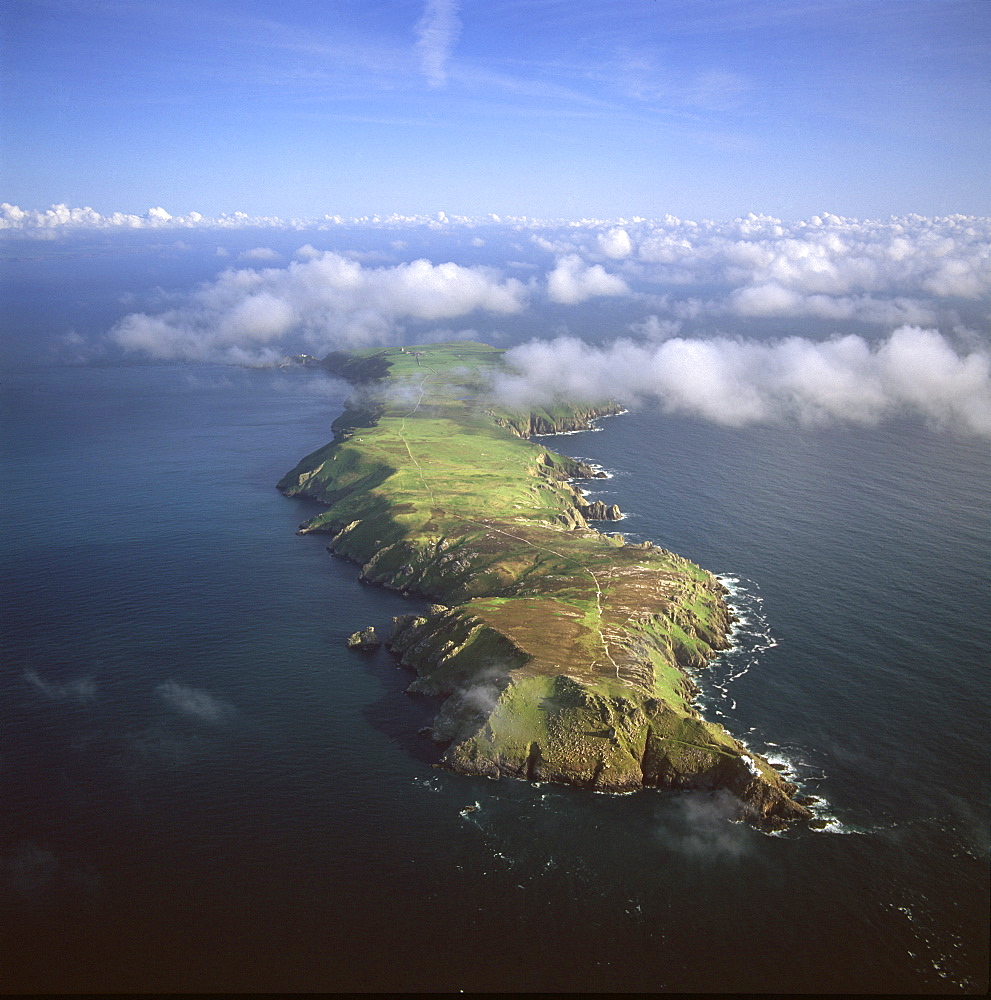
(346, 627, 381, 649)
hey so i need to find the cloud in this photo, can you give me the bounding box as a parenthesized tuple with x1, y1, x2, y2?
(630, 315, 683, 340)
(154, 681, 234, 723)
(655, 790, 752, 858)
(728, 284, 937, 326)
(531, 234, 574, 254)
(547, 254, 631, 304)
(110, 250, 529, 363)
(493, 327, 991, 436)
(457, 672, 505, 716)
(24, 670, 97, 702)
(238, 246, 281, 262)
(8, 205, 988, 351)
(4, 200, 986, 317)
(415, 0, 462, 87)
(532, 212, 990, 325)
(521, 212, 988, 331)
(0, 203, 213, 230)
(598, 227, 633, 259)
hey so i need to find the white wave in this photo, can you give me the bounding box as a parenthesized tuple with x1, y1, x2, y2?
(568, 458, 615, 478)
(809, 817, 851, 834)
(743, 755, 763, 777)
(413, 776, 443, 793)
(532, 426, 604, 436)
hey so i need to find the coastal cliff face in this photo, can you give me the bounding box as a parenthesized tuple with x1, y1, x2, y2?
(386, 604, 803, 824)
(489, 402, 626, 438)
(279, 340, 810, 827)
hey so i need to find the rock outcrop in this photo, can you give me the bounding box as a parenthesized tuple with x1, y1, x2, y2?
(579, 500, 622, 521)
(346, 626, 381, 649)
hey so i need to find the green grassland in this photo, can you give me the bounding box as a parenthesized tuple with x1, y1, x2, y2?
(278, 341, 809, 826)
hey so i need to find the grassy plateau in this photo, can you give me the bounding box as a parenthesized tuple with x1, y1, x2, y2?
(278, 341, 810, 826)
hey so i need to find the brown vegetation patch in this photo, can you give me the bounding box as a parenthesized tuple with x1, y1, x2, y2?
(469, 597, 600, 677)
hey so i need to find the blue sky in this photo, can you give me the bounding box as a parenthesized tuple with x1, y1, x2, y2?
(3, 0, 989, 220)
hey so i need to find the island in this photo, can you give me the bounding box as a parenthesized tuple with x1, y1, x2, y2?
(278, 341, 811, 827)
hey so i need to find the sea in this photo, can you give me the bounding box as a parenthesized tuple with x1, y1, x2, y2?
(1, 233, 988, 993)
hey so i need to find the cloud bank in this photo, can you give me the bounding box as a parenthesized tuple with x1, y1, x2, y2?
(1, 203, 218, 230)
(111, 249, 529, 363)
(494, 328, 991, 436)
(14, 205, 986, 439)
(0, 202, 484, 232)
(4, 201, 987, 331)
(532, 212, 990, 327)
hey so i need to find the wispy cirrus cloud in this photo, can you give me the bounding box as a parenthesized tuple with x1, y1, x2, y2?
(415, 0, 462, 87)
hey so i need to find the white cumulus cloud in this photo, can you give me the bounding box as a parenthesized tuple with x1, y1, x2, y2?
(547, 254, 631, 304)
(0, 203, 219, 230)
(493, 328, 991, 436)
(728, 284, 937, 326)
(238, 246, 281, 262)
(598, 227, 633, 259)
(534, 212, 990, 327)
(111, 250, 529, 363)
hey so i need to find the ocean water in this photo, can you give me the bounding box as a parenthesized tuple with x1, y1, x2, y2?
(1, 246, 989, 993)
(2, 363, 987, 994)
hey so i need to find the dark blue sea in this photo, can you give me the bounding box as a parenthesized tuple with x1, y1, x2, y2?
(1, 238, 988, 993)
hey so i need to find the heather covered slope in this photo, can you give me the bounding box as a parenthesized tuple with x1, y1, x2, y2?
(278, 341, 809, 826)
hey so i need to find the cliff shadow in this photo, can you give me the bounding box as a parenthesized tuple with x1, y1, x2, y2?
(350, 636, 450, 769)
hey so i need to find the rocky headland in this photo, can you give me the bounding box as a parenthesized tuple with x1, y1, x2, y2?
(278, 340, 810, 828)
